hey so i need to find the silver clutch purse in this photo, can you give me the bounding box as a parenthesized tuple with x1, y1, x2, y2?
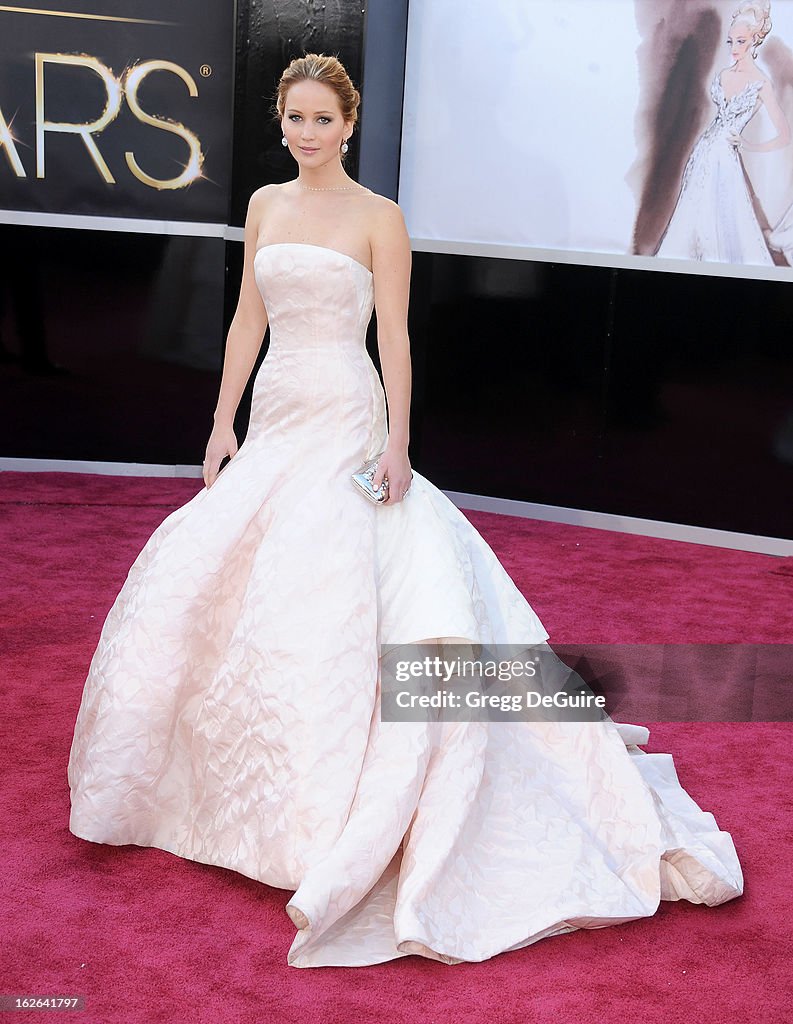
(351, 451, 389, 504)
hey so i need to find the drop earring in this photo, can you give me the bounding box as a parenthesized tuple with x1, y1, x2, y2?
(281, 136, 288, 146)
(341, 139, 349, 154)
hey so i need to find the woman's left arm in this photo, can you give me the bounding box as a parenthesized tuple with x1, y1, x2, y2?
(745, 82, 791, 152)
(369, 198, 414, 504)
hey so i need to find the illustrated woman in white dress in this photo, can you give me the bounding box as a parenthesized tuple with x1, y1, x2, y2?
(655, 0, 790, 264)
(68, 53, 744, 968)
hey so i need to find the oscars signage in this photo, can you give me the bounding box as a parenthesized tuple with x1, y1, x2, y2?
(0, 1, 234, 223)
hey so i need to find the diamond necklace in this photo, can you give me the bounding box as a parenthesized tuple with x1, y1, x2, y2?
(298, 181, 366, 191)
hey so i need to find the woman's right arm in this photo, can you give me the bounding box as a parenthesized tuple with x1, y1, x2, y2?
(733, 81, 791, 154)
(204, 187, 271, 489)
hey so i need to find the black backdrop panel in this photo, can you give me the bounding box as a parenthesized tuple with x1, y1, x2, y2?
(414, 254, 793, 540)
(0, 225, 225, 464)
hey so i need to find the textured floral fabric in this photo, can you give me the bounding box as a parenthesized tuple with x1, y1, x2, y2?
(68, 243, 744, 968)
(656, 74, 772, 263)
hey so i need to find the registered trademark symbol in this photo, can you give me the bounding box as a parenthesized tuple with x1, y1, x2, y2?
(200, 64, 212, 77)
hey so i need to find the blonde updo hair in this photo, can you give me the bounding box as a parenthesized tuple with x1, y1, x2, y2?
(731, 1, 773, 51)
(272, 52, 361, 164)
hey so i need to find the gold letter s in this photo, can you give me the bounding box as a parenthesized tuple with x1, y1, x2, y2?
(124, 60, 203, 190)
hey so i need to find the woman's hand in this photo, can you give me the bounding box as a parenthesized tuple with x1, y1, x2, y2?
(371, 443, 413, 505)
(728, 129, 750, 152)
(203, 422, 238, 489)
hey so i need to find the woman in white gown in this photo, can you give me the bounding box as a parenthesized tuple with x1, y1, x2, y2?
(67, 53, 744, 968)
(655, 0, 790, 265)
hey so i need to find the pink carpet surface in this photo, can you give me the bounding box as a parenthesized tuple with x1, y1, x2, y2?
(1, 469, 791, 1024)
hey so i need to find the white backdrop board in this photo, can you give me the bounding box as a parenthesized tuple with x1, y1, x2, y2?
(398, 0, 793, 281)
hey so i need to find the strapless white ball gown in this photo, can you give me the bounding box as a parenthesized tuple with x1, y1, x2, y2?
(67, 242, 744, 967)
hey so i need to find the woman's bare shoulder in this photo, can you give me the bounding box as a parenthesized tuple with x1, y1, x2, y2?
(358, 190, 406, 235)
(249, 182, 285, 206)
(365, 194, 409, 257)
(719, 66, 768, 87)
(363, 191, 405, 225)
(362, 188, 399, 207)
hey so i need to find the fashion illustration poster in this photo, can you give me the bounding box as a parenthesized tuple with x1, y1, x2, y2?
(399, 0, 793, 276)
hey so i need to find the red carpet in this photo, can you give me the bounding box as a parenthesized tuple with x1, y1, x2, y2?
(1, 470, 791, 1023)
